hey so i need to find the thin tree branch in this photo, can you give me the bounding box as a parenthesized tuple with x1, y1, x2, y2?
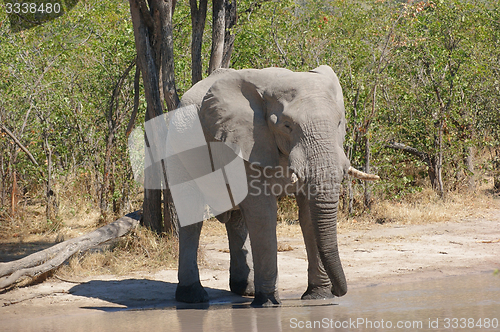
(126, 64, 141, 137)
(1, 124, 39, 166)
(270, 5, 288, 66)
(386, 141, 432, 166)
(108, 57, 137, 135)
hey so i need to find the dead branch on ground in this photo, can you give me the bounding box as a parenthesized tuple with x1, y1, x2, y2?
(0, 210, 142, 290)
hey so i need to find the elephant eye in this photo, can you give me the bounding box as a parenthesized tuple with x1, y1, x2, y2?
(283, 122, 292, 133)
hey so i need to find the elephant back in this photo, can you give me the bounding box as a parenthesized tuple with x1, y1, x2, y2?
(178, 68, 236, 109)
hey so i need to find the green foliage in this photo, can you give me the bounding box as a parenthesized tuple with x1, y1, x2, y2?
(386, 0, 498, 191)
(0, 0, 140, 218)
(233, 0, 499, 198)
(1, 0, 499, 225)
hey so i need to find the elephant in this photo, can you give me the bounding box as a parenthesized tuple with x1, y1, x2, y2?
(174, 65, 379, 306)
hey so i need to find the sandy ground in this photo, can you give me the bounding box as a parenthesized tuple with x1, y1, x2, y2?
(1, 205, 499, 321)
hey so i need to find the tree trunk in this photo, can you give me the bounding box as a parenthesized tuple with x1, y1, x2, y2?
(129, 0, 180, 234)
(125, 65, 141, 137)
(157, 0, 180, 233)
(364, 135, 371, 209)
(341, 179, 354, 216)
(346, 97, 358, 217)
(465, 146, 475, 192)
(43, 133, 57, 221)
(221, 0, 237, 68)
(158, 0, 180, 111)
(208, 0, 225, 74)
(129, 0, 166, 233)
(190, 0, 208, 85)
(348, 180, 353, 215)
(101, 126, 114, 220)
(1, 153, 4, 208)
(163, 186, 179, 236)
(11, 171, 18, 215)
(428, 158, 439, 191)
(436, 120, 444, 197)
(129, 0, 237, 234)
(494, 149, 500, 192)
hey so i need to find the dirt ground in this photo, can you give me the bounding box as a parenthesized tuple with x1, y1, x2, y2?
(1, 203, 499, 321)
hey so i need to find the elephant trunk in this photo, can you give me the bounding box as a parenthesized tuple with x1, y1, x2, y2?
(292, 122, 349, 297)
(309, 191, 347, 296)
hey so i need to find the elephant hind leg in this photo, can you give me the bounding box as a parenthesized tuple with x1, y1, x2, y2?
(239, 191, 281, 307)
(225, 210, 255, 296)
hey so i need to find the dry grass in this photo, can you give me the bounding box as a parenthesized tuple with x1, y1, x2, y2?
(57, 227, 178, 278)
(199, 217, 226, 238)
(52, 186, 497, 278)
(277, 196, 299, 224)
(1, 173, 498, 279)
(338, 185, 498, 231)
(1, 169, 145, 241)
(0, 172, 105, 240)
(168, 186, 499, 240)
(369, 189, 494, 225)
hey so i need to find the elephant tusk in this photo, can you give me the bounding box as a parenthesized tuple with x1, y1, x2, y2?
(348, 166, 380, 181)
(291, 172, 298, 184)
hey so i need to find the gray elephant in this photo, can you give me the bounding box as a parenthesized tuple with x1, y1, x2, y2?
(174, 65, 378, 306)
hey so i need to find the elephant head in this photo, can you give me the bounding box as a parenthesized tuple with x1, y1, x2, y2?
(198, 65, 375, 297)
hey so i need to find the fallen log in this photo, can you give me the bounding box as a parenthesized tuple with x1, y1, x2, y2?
(0, 210, 142, 290)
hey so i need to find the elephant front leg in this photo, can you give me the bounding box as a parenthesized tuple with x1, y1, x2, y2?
(225, 210, 255, 296)
(240, 192, 280, 307)
(296, 193, 334, 300)
(176, 221, 209, 303)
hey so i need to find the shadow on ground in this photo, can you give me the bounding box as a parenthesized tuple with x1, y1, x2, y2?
(69, 279, 252, 312)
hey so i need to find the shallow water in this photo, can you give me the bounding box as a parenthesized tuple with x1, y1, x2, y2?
(9, 273, 500, 331)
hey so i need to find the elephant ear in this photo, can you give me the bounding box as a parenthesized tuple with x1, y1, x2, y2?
(310, 65, 345, 113)
(199, 70, 280, 168)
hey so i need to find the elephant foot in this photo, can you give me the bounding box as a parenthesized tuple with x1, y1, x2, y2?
(175, 281, 209, 303)
(251, 291, 281, 307)
(230, 278, 255, 296)
(301, 284, 335, 300)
